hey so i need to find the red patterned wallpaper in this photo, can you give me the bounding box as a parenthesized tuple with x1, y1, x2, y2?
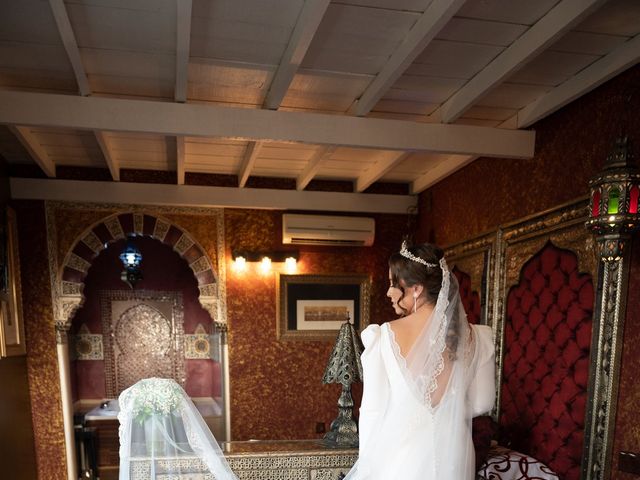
(224, 209, 406, 440)
(418, 65, 640, 247)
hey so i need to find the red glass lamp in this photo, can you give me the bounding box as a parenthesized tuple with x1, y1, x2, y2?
(586, 136, 640, 260)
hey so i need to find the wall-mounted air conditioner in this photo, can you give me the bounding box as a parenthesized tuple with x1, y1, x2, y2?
(282, 214, 375, 246)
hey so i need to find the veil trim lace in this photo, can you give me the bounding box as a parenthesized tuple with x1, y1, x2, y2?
(388, 258, 453, 412)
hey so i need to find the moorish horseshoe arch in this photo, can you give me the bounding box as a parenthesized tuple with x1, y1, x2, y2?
(55, 211, 220, 326)
(47, 208, 228, 480)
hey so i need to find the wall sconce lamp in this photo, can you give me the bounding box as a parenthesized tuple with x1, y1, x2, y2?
(231, 249, 299, 274)
(119, 236, 143, 288)
(586, 136, 640, 260)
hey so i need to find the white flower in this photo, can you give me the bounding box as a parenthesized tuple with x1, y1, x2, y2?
(127, 378, 183, 424)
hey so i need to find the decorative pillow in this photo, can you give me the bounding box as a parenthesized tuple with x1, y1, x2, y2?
(472, 415, 497, 471)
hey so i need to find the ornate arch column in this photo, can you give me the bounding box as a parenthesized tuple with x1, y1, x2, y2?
(582, 137, 639, 480)
(44, 203, 227, 480)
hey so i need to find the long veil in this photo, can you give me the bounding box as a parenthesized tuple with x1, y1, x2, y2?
(118, 378, 238, 480)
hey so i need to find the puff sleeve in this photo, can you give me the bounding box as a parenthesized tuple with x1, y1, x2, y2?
(468, 324, 496, 416)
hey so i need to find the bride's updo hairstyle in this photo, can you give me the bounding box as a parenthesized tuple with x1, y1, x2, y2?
(389, 243, 444, 310)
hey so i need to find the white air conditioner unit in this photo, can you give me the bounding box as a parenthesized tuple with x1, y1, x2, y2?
(282, 214, 375, 246)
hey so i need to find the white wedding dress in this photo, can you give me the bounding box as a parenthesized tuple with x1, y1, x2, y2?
(344, 260, 496, 480)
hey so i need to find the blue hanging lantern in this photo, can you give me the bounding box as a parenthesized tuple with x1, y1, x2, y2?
(120, 237, 143, 288)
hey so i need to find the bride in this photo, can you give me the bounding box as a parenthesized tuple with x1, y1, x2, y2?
(343, 242, 496, 479)
(118, 241, 494, 480)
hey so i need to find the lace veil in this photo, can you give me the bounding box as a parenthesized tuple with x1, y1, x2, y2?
(118, 378, 238, 480)
(402, 257, 473, 409)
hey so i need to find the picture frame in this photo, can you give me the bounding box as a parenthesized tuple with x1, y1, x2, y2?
(276, 273, 371, 341)
(0, 206, 26, 357)
(444, 231, 498, 328)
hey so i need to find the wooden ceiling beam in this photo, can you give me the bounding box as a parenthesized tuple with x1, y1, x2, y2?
(176, 135, 186, 184)
(263, 0, 331, 110)
(175, 0, 193, 103)
(411, 155, 476, 194)
(10, 177, 417, 215)
(48, 0, 91, 96)
(238, 141, 263, 187)
(0, 90, 536, 158)
(296, 146, 336, 191)
(94, 131, 120, 181)
(439, 0, 607, 123)
(517, 33, 640, 128)
(356, 151, 409, 192)
(10, 126, 56, 177)
(351, 0, 466, 116)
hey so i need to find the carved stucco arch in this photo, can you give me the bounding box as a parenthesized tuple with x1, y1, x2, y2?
(54, 211, 220, 329)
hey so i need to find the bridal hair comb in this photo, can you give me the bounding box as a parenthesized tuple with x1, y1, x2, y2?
(399, 241, 437, 268)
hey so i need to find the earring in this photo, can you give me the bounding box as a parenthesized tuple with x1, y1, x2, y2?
(413, 292, 418, 313)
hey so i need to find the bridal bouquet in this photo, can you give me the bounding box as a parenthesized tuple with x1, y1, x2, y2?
(129, 378, 183, 424)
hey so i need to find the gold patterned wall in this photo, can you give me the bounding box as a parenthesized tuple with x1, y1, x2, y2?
(14, 201, 66, 480)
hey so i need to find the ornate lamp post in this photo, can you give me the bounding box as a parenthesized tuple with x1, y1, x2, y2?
(583, 136, 640, 480)
(322, 321, 364, 448)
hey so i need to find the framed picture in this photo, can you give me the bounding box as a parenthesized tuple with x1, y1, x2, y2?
(0, 206, 26, 357)
(276, 273, 371, 341)
(444, 231, 498, 328)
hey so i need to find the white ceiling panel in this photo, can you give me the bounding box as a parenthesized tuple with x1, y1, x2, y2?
(551, 31, 630, 55)
(477, 83, 553, 109)
(389, 75, 467, 103)
(0, 0, 61, 45)
(336, 0, 433, 13)
(460, 105, 518, 121)
(436, 17, 528, 46)
(410, 40, 504, 79)
(576, 0, 640, 36)
(27, 128, 103, 167)
(280, 70, 372, 112)
(81, 48, 175, 79)
(508, 51, 600, 86)
(90, 74, 174, 99)
(0, 68, 78, 93)
(190, 0, 303, 65)
(187, 62, 273, 105)
(302, 3, 420, 75)
(0, 41, 74, 73)
(456, 0, 561, 25)
(372, 99, 439, 116)
(67, 2, 176, 53)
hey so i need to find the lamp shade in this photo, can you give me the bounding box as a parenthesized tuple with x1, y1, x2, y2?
(586, 137, 640, 234)
(119, 237, 143, 288)
(586, 137, 640, 260)
(322, 322, 363, 386)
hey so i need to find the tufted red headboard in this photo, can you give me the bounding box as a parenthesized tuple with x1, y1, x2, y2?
(500, 242, 593, 480)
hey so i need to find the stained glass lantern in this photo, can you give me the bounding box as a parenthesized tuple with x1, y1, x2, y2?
(586, 136, 640, 260)
(120, 237, 143, 288)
